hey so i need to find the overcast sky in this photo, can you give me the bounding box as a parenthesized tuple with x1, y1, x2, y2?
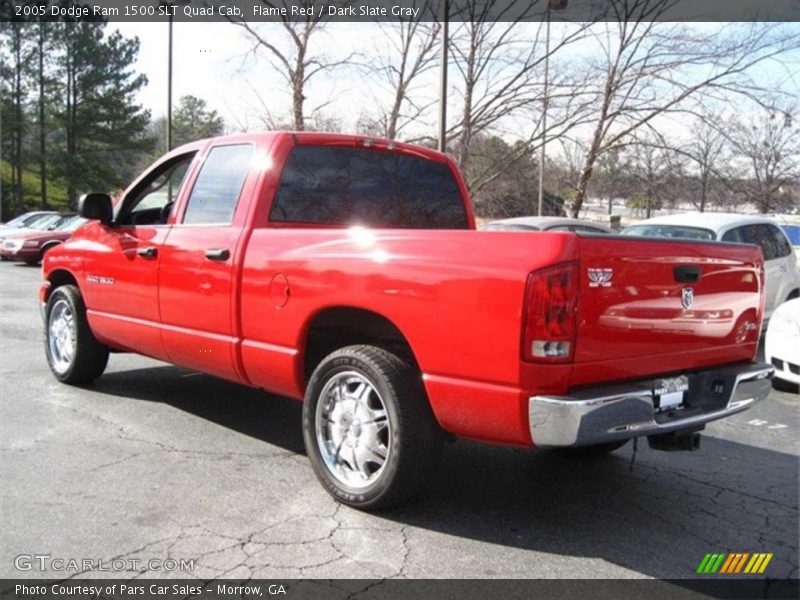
(113, 21, 800, 146)
(114, 22, 409, 132)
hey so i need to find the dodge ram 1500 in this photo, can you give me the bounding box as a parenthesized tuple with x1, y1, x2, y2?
(41, 132, 774, 509)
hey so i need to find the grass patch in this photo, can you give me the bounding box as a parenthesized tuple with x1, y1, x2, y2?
(1, 161, 69, 213)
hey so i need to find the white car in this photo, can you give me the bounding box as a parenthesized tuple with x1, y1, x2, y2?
(624, 213, 800, 321)
(765, 298, 800, 391)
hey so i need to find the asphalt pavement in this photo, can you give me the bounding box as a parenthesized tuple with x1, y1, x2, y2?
(1, 260, 798, 581)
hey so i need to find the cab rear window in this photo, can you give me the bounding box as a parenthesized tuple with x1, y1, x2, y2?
(270, 146, 469, 229)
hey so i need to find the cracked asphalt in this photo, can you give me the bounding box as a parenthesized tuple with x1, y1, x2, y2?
(1, 261, 798, 581)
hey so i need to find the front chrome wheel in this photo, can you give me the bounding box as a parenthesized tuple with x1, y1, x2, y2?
(315, 371, 391, 489)
(44, 284, 109, 384)
(48, 299, 76, 375)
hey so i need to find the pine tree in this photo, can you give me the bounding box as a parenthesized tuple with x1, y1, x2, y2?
(0, 20, 33, 216)
(53, 22, 154, 207)
(173, 95, 225, 146)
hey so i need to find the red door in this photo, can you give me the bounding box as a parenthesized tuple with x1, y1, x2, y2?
(158, 142, 259, 382)
(82, 151, 200, 360)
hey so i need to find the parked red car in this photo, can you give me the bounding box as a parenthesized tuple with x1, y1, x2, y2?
(2, 215, 86, 265)
(40, 132, 774, 509)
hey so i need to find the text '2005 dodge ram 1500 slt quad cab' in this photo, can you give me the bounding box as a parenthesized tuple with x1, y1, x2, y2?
(40, 132, 774, 509)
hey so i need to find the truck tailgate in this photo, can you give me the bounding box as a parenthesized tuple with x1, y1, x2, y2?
(572, 236, 763, 385)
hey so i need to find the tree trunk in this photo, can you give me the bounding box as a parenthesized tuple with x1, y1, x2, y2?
(570, 94, 611, 218)
(387, 81, 405, 140)
(292, 76, 304, 131)
(571, 154, 596, 218)
(386, 40, 408, 140)
(456, 35, 476, 175)
(292, 44, 306, 131)
(13, 26, 24, 214)
(699, 170, 708, 213)
(65, 48, 77, 209)
(38, 23, 47, 210)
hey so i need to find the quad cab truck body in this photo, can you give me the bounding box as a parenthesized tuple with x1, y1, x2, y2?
(41, 132, 774, 509)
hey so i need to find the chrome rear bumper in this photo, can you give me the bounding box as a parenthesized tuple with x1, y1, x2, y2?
(529, 362, 774, 447)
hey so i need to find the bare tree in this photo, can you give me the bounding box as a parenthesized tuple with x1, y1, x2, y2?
(445, 6, 593, 194)
(568, 4, 800, 217)
(231, 1, 354, 130)
(548, 137, 588, 202)
(677, 116, 729, 212)
(625, 134, 676, 218)
(725, 105, 799, 214)
(594, 147, 625, 216)
(627, 115, 731, 212)
(365, 10, 440, 140)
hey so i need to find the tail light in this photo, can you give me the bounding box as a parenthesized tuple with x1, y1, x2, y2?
(522, 262, 579, 363)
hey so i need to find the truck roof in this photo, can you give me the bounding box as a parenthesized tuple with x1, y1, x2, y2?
(170, 131, 450, 164)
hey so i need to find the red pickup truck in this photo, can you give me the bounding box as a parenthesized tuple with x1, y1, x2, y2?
(41, 132, 774, 509)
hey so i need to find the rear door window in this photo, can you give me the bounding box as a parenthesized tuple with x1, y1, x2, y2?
(183, 144, 254, 225)
(721, 227, 744, 243)
(767, 224, 792, 258)
(270, 146, 469, 229)
(726, 224, 778, 260)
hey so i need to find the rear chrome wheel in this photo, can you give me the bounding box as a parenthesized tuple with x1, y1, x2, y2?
(303, 345, 443, 510)
(315, 371, 391, 489)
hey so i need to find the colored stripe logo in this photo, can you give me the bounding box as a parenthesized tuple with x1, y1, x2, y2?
(697, 553, 773, 574)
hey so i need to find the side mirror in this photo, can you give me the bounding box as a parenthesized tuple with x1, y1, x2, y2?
(78, 193, 113, 225)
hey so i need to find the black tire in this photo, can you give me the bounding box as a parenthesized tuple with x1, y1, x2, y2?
(772, 378, 799, 394)
(554, 439, 630, 457)
(303, 344, 443, 510)
(45, 284, 109, 384)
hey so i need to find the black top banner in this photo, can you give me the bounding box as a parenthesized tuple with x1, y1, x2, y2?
(2, 0, 799, 23)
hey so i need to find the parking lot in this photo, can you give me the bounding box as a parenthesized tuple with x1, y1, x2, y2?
(1, 260, 798, 581)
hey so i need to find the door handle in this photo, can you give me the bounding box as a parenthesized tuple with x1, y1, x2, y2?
(205, 248, 230, 261)
(137, 246, 157, 259)
(673, 265, 701, 283)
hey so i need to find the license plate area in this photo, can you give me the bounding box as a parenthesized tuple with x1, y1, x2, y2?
(654, 375, 689, 412)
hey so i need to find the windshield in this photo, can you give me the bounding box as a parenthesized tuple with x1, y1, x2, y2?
(6, 213, 52, 228)
(623, 224, 716, 241)
(29, 215, 64, 231)
(57, 217, 87, 233)
(4, 214, 32, 227)
(781, 225, 800, 246)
